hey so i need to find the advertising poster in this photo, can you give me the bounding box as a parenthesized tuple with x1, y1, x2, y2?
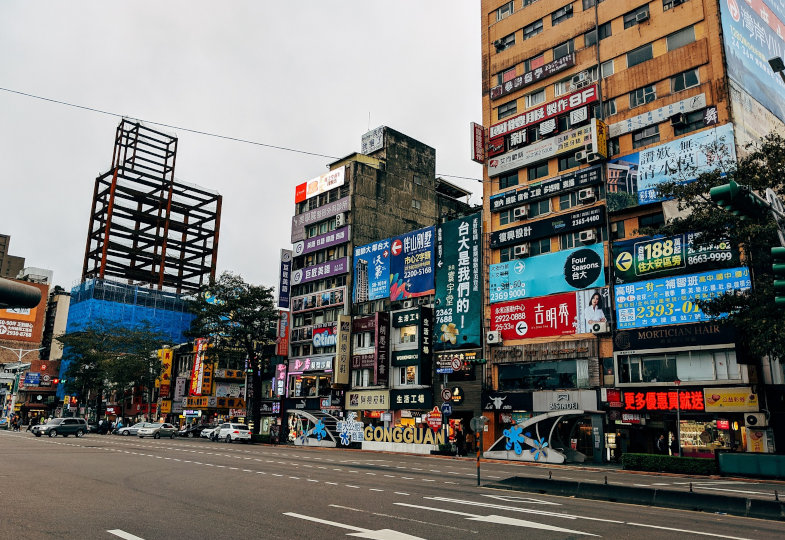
(615, 267, 752, 330)
(703, 387, 759, 412)
(0, 280, 47, 343)
(389, 227, 435, 300)
(435, 213, 482, 351)
(612, 233, 737, 284)
(606, 123, 736, 211)
(490, 288, 609, 340)
(353, 239, 391, 302)
(489, 244, 605, 304)
(720, 0, 785, 123)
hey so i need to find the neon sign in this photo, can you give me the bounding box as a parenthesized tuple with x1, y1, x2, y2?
(623, 390, 705, 411)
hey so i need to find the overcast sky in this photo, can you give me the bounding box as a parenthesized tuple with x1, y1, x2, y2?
(0, 2, 482, 291)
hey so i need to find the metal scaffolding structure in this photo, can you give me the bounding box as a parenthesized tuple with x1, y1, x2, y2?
(82, 120, 222, 294)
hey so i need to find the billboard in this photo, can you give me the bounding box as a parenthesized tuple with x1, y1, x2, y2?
(294, 166, 345, 204)
(389, 227, 435, 300)
(612, 233, 737, 284)
(490, 53, 575, 101)
(606, 123, 736, 211)
(291, 197, 350, 242)
(353, 239, 391, 302)
(291, 286, 345, 313)
(490, 288, 609, 340)
(489, 165, 602, 213)
(489, 244, 605, 304)
(293, 226, 350, 257)
(291, 257, 349, 286)
(435, 213, 482, 351)
(490, 206, 604, 249)
(720, 0, 785, 123)
(615, 267, 752, 330)
(0, 280, 47, 343)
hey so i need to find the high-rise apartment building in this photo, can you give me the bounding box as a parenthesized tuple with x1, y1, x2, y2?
(481, 0, 784, 461)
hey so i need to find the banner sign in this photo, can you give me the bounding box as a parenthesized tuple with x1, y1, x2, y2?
(334, 315, 352, 386)
(490, 244, 605, 303)
(490, 288, 608, 340)
(293, 226, 350, 257)
(613, 322, 735, 352)
(277, 249, 292, 309)
(490, 165, 601, 213)
(470, 122, 486, 163)
(703, 386, 759, 412)
(276, 311, 290, 356)
(345, 389, 390, 410)
(719, 0, 785, 123)
(488, 123, 596, 177)
(291, 286, 345, 314)
(159, 348, 173, 398)
(353, 239, 392, 302)
(615, 267, 752, 330)
(490, 53, 576, 101)
(623, 389, 705, 412)
(291, 197, 350, 242)
(606, 123, 736, 210)
(435, 213, 482, 351)
(609, 94, 707, 138)
(362, 126, 385, 154)
(612, 233, 737, 284)
(294, 166, 345, 204)
(291, 257, 349, 285)
(390, 389, 433, 410)
(190, 338, 208, 396)
(490, 206, 604, 249)
(489, 85, 597, 138)
(389, 227, 435, 300)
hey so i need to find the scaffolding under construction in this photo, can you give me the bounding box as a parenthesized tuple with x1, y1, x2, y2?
(82, 120, 222, 294)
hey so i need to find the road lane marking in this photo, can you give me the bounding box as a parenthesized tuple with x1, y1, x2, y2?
(628, 522, 751, 539)
(108, 530, 146, 540)
(283, 512, 425, 539)
(693, 486, 768, 496)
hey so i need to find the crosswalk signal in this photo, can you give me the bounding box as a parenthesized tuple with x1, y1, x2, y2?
(772, 247, 785, 309)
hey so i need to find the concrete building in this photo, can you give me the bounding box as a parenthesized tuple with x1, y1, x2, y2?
(481, 0, 784, 462)
(0, 234, 25, 280)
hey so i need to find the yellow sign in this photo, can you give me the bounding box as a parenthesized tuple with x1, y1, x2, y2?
(363, 425, 445, 446)
(201, 363, 214, 396)
(63, 395, 70, 405)
(615, 251, 633, 273)
(703, 387, 759, 412)
(592, 118, 609, 158)
(345, 390, 390, 410)
(160, 400, 172, 414)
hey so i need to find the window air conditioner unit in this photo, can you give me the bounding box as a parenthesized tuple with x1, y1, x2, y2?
(335, 213, 346, 227)
(590, 321, 610, 334)
(486, 330, 503, 344)
(514, 244, 530, 258)
(579, 229, 597, 244)
(402, 299, 414, 308)
(578, 188, 597, 204)
(745, 412, 768, 427)
(670, 113, 687, 126)
(574, 150, 588, 162)
(494, 39, 505, 51)
(636, 11, 650, 23)
(513, 206, 529, 220)
(586, 152, 602, 163)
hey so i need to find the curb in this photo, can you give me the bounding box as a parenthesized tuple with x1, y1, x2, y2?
(487, 476, 785, 522)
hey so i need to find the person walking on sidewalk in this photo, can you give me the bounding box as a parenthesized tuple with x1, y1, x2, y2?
(656, 434, 667, 454)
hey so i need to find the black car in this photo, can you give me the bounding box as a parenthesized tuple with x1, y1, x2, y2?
(178, 424, 206, 438)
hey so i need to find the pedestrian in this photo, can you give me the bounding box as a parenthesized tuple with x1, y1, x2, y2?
(655, 434, 667, 454)
(670, 436, 680, 457)
(455, 425, 466, 457)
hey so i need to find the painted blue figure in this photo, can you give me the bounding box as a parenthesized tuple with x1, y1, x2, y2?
(503, 425, 525, 455)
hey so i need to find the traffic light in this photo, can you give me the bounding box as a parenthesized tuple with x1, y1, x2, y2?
(709, 180, 768, 219)
(772, 247, 785, 309)
(52, 378, 59, 385)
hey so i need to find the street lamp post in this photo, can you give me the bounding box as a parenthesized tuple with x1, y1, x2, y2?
(674, 378, 682, 458)
(0, 345, 44, 418)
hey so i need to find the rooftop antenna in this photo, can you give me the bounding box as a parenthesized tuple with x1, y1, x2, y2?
(368, 112, 371, 131)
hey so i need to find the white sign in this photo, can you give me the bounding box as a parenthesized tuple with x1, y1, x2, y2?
(608, 94, 706, 138)
(302, 166, 345, 202)
(362, 127, 385, 154)
(532, 390, 598, 412)
(487, 124, 594, 177)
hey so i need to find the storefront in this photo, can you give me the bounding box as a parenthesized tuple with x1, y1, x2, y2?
(481, 390, 533, 450)
(345, 389, 390, 427)
(286, 356, 333, 398)
(532, 389, 602, 462)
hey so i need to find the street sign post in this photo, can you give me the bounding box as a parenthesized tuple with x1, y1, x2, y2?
(441, 388, 452, 402)
(440, 402, 452, 416)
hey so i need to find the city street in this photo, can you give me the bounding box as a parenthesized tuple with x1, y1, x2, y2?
(1, 431, 782, 539)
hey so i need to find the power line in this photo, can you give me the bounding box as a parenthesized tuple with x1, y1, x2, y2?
(0, 86, 485, 183)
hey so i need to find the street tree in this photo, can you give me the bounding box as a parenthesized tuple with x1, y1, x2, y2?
(187, 272, 279, 435)
(649, 132, 785, 359)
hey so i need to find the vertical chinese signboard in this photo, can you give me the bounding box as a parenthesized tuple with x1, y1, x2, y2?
(276, 310, 290, 356)
(190, 338, 208, 396)
(435, 213, 482, 351)
(278, 249, 292, 309)
(376, 312, 390, 387)
(470, 122, 485, 163)
(334, 315, 352, 386)
(389, 227, 435, 300)
(159, 348, 173, 398)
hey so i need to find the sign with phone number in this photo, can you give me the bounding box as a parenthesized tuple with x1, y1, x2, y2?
(615, 267, 751, 330)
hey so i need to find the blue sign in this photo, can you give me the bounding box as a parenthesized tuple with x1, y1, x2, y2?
(440, 402, 453, 416)
(615, 267, 751, 330)
(489, 244, 605, 304)
(277, 249, 292, 309)
(24, 373, 40, 386)
(353, 239, 391, 302)
(390, 227, 435, 300)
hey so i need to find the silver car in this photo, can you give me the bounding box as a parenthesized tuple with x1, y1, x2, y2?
(117, 422, 152, 436)
(137, 422, 177, 439)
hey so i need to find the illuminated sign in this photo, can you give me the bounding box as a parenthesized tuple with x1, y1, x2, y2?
(189, 338, 207, 396)
(703, 387, 759, 412)
(623, 390, 705, 411)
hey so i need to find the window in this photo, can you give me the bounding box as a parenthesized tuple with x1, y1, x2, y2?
(498, 100, 517, 119)
(500, 246, 515, 262)
(584, 22, 611, 47)
(629, 84, 656, 108)
(559, 151, 581, 171)
(499, 209, 516, 225)
(495, 32, 516, 51)
(627, 43, 653, 68)
(552, 4, 573, 26)
(353, 369, 371, 388)
(583, 0, 604, 8)
(524, 53, 545, 72)
(623, 5, 650, 29)
(561, 228, 606, 249)
(671, 68, 699, 92)
(617, 349, 739, 384)
(559, 190, 580, 210)
(413, 175, 423, 186)
(399, 325, 417, 344)
(496, 1, 513, 21)
(603, 98, 617, 117)
(411, 199, 421, 210)
(528, 161, 549, 181)
(673, 109, 707, 136)
(523, 19, 543, 40)
(611, 220, 626, 240)
(667, 25, 695, 51)
(632, 125, 660, 149)
(398, 366, 417, 386)
(499, 171, 519, 189)
(554, 78, 571, 96)
(498, 359, 589, 390)
(529, 198, 551, 217)
(553, 39, 574, 60)
(496, 67, 516, 86)
(664, 0, 689, 10)
(525, 88, 546, 108)
(354, 331, 375, 349)
(639, 212, 665, 230)
(530, 237, 551, 256)
(600, 59, 614, 78)
(608, 136, 620, 155)
(524, 0, 541, 5)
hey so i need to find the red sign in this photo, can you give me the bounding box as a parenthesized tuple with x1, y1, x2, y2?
(606, 389, 623, 408)
(489, 85, 598, 139)
(276, 311, 290, 356)
(623, 390, 705, 412)
(470, 122, 486, 163)
(294, 182, 307, 203)
(426, 407, 442, 432)
(716, 419, 730, 430)
(391, 239, 403, 256)
(490, 292, 577, 340)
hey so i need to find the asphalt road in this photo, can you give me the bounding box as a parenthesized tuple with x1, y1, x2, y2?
(1, 430, 782, 539)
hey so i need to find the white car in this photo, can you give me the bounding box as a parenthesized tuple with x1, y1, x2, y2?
(214, 423, 251, 443)
(200, 425, 220, 439)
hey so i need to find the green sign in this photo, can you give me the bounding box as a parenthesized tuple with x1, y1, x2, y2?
(612, 233, 736, 284)
(435, 213, 483, 351)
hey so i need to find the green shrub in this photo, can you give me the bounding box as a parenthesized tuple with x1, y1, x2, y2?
(622, 453, 717, 475)
(251, 433, 270, 444)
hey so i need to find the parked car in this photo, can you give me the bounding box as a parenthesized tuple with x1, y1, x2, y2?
(200, 424, 220, 439)
(0, 417, 8, 430)
(178, 424, 206, 438)
(117, 422, 152, 436)
(32, 418, 88, 438)
(214, 423, 251, 443)
(137, 422, 177, 439)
